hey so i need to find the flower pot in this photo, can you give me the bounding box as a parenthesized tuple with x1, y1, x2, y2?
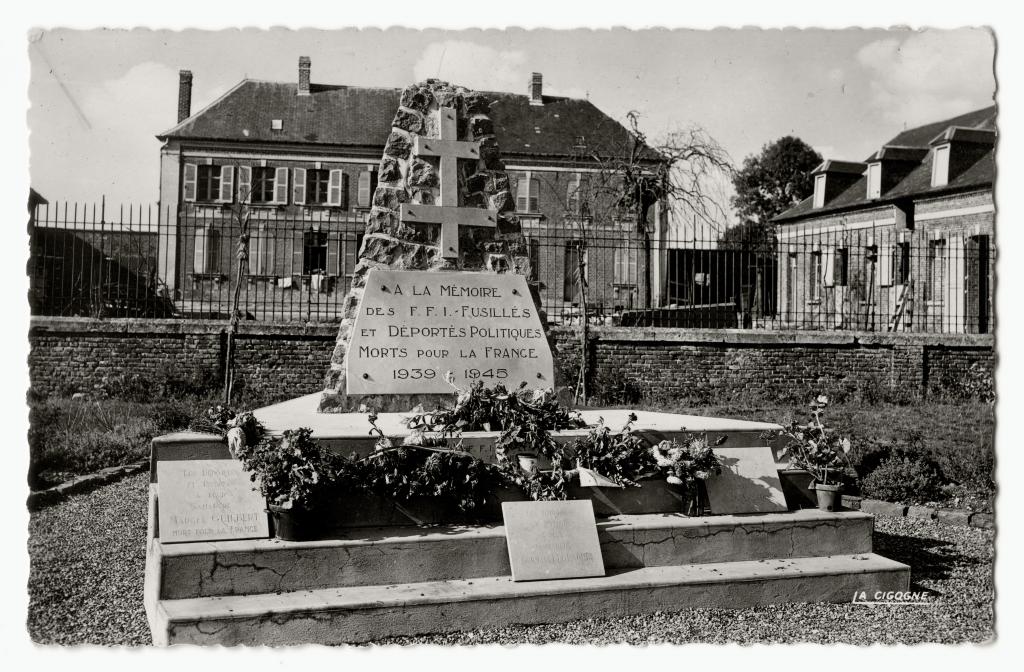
(268, 504, 323, 542)
(812, 483, 843, 512)
(517, 453, 540, 477)
(687, 480, 711, 516)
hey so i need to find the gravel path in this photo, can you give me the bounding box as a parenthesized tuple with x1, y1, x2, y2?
(28, 472, 151, 645)
(27, 474, 994, 646)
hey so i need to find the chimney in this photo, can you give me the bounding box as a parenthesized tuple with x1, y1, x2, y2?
(177, 70, 193, 123)
(298, 56, 311, 96)
(529, 72, 543, 105)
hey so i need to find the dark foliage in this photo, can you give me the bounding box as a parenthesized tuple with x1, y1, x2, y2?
(731, 135, 822, 226)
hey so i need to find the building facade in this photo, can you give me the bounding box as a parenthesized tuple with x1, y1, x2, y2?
(773, 106, 995, 334)
(156, 59, 666, 322)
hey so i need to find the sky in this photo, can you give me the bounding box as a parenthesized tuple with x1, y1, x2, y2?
(28, 27, 996, 209)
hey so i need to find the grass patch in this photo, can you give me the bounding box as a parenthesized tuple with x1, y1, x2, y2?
(621, 395, 995, 511)
(27, 379, 996, 512)
(27, 397, 209, 490)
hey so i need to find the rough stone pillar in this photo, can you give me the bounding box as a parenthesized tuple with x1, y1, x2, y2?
(318, 80, 533, 412)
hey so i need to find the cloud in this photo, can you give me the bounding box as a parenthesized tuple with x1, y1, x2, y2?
(32, 61, 226, 204)
(412, 41, 527, 93)
(813, 145, 835, 159)
(856, 29, 995, 126)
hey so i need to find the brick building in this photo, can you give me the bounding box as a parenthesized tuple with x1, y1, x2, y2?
(156, 59, 666, 321)
(773, 106, 996, 333)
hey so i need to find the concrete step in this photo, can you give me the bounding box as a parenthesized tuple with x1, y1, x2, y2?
(152, 509, 873, 599)
(153, 553, 909, 645)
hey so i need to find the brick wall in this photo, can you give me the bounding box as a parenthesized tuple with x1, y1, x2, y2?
(28, 317, 993, 402)
(28, 317, 337, 401)
(551, 326, 994, 401)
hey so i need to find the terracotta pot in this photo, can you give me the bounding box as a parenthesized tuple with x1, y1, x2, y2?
(812, 483, 843, 512)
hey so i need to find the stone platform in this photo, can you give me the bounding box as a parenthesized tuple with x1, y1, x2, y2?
(143, 398, 909, 645)
(145, 493, 907, 645)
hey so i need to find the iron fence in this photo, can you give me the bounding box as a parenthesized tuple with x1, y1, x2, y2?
(28, 200, 995, 334)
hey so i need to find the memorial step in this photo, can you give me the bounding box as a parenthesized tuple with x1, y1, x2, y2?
(151, 553, 909, 645)
(151, 509, 874, 599)
(249, 395, 784, 460)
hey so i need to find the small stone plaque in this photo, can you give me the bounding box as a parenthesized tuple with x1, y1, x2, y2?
(345, 269, 555, 395)
(501, 500, 605, 582)
(704, 445, 788, 514)
(157, 459, 270, 543)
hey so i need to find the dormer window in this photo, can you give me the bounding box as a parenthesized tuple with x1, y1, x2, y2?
(867, 162, 882, 199)
(931, 144, 951, 187)
(813, 173, 826, 209)
(927, 126, 995, 188)
(810, 160, 866, 209)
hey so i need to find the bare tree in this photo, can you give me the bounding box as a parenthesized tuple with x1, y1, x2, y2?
(611, 112, 733, 309)
(529, 113, 732, 403)
(223, 165, 255, 404)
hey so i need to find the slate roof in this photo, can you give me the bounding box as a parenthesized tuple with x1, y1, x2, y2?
(774, 105, 996, 223)
(158, 80, 660, 162)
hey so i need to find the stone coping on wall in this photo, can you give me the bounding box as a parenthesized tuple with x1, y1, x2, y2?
(549, 325, 994, 349)
(30, 317, 995, 349)
(28, 316, 341, 338)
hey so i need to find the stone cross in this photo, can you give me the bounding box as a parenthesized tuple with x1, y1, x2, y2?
(400, 106, 498, 258)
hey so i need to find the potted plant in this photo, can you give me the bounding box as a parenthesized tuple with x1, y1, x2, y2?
(650, 433, 723, 516)
(773, 396, 853, 512)
(233, 427, 352, 541)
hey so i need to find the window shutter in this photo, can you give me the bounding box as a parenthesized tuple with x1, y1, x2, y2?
(329, 169, 344, 206)
(357, 171, 372, 207)
(877, 244, 894, 287)
(567, 173, 580, 213)
(528, 237, 540, 281)
(218, 166, 234, 203)
(813, 174, 826, 208)
(183, 163, 197, 202)
(515, 172, 529, 212)
(237, 166, 252, 203)
(340, 173, 350, 209)
(579, 173, 591, 216)
(529, 176, 540, 213)
(292, 229, 304, 275)
(293, 168, 307, 206)
(932, 145, 950, 187)
(327, 231, 340, 276)
(273, 167, 289, 204)
(822, 248, 835, 288)
(193, 224, 210, 273)
(835, 248, 848, 286)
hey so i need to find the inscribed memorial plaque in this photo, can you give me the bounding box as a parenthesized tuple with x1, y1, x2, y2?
(157, 459, 270, 543)
(501, 500, 605, 582)
(345, 268, 555, 394)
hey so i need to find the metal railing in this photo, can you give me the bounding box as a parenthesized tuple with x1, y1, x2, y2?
(28, 200, 995, 334)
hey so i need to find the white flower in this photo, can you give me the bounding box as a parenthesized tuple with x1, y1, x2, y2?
(651, 440, 675, 468)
